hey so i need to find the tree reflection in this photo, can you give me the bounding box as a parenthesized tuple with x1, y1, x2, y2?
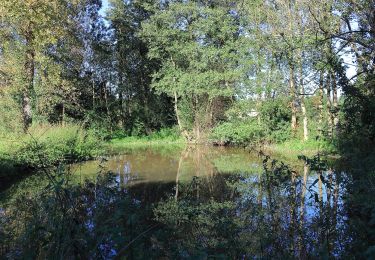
(0, 153, 355, 259)
(153, 154, 349, 258)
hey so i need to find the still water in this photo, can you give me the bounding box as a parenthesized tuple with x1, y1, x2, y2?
(72, 146, 266, 184)
(0, 145, 367, 258)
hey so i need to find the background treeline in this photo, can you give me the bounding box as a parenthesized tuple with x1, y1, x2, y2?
(0, 0, 374, 150)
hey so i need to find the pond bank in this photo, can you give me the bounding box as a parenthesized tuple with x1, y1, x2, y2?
(0, 127, 336, 190)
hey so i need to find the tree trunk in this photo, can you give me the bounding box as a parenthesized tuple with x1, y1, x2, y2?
(119, 90, 125, 128)
(299, 63, 308, 141)
(61, 103, 65, 126)
(174, 91, 182, 130)
(92, 79, 95, 110)
(104, 82, 110, 118)
(326, 75, 333, 138)
(171, 57, 188, 140)
(318, 173, 323, 208)
(22, 33, 35, 132)
(22, 92, 32, 132)
(194, 95, 201, 142)
(318, 72, 324, 138)
(290, 66, 297, 135)
(331, 72, 339, 130)
(174, 91, 189, 140)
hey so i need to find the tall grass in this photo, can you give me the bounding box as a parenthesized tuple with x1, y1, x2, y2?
(109, 127, 185, 151)
(0, 123, 103, 171)
(264, 138, 336, 158)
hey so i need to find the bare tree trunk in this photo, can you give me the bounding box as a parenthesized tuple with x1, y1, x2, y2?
(289, 171, 297, 253)
(333, 174, 339, 226)
(22, 92, 32, 132)
(104, 82, 110, 118)
(119, 90, 125, 128)
(257, 171, 263, 208)
(171, 57, 189, 140)
(326, 75, 333, 138)
(331, 72, 339, 130)
(194, 95, 200, 142)
(299, 62, 308, 141)
(318, 72, 324, 138)
(103, 82, 112, 133)
(61, 103, 65, 126)
(318, 173, 323, 209)
(301, 100, 308, 141)
(290, 66, 297, 135)
(257, 95, 262, 125)
(92, 78, 95, 109)
(22, 33, 35, 132)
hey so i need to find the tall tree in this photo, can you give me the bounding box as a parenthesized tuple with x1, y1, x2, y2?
(108, 0, 175, 134)
(141, 0, 243, 140)
(0, 0, 82, 131)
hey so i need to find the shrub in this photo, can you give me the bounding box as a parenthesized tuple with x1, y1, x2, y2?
(210, 120, 265, 145)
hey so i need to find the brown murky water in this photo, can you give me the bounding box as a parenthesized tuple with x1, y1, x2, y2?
(71, 145, 268, 184)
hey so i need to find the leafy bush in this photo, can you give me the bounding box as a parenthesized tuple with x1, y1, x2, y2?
(210, 120, 265, 145)
(263, 120, 291, 143)
(258, 98, 291, 142)
(210, 97, 292, 146)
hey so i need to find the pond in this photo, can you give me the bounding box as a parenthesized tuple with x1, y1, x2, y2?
(0, 145, 369, 258)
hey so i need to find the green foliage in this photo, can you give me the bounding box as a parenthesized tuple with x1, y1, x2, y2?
(1, 124, 103, 170)
(210, 120, 264, 145)
(0, 94, 23, 134)
(110, 127, 185, 150)
(141, 1, 244, 139)
(262, 139, 336, 161)
(258, 98, 292, 142)
(107, 0, 175, 135)
(210, 97, 293, 146)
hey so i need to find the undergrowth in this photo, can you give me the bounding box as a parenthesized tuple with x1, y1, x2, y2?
(0, 123, 103, 179)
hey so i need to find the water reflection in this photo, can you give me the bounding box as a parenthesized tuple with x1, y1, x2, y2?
(72, 146, 265, 184)
(0, 146, 354, 258)
(149, 155, 348, 259)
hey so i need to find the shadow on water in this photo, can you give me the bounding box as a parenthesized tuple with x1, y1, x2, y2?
(0, 145, 366, 258)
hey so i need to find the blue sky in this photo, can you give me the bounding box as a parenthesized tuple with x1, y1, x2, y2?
(99, 0, 110, 16)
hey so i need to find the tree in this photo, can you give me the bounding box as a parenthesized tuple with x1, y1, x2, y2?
(107, 0, 175, 134)
(141, 0, 243, 140)
(0, 0, 82, 131)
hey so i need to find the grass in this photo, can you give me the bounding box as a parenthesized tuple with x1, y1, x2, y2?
(108, 127, 186, 152)
(263, 138, 336, 159)
(0, 123, 103, 182)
